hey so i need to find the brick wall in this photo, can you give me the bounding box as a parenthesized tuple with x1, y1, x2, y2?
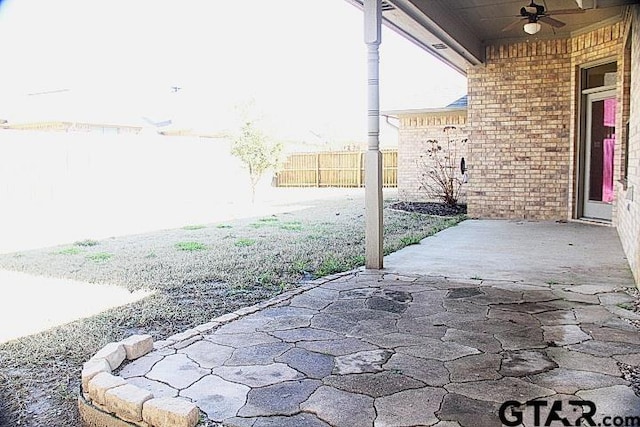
(397, 110, 468, 202)
(616, 6, 640, 283)
(466, 23, 626, 220)
(467, 41, 572, 219)
(395, 13, 638, 283)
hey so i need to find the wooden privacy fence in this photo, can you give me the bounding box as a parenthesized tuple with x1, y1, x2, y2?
(275, 149, 397, 188)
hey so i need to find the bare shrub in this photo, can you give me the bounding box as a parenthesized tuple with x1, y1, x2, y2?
(417, 126, 467, 206)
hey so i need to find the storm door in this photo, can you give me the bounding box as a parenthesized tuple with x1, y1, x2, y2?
(581, 90, 616, 221)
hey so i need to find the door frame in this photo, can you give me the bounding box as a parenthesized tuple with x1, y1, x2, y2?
(577, 87, 616, 221)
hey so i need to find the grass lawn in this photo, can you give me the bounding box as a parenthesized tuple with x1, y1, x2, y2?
(0, 194, 464, 426)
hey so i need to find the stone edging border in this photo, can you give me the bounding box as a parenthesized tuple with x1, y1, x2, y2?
(78, 270, 358, 427)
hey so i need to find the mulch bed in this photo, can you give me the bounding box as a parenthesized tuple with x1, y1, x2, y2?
(390, 201, 467, 216)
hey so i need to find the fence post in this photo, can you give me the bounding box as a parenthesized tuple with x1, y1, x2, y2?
(315, 153, 320, 187)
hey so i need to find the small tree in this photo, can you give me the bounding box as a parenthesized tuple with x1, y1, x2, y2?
(417, 126, 468, 206)
(231, 121, 283, 202)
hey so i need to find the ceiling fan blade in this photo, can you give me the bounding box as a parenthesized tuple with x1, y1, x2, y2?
(501, 18, 526, 32)
(545, 8, 586, 15)
(479, 15, 522, 21)
(539, 15, 566, 27)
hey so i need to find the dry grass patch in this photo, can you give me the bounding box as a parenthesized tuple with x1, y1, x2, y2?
(0, 194, 464, 426)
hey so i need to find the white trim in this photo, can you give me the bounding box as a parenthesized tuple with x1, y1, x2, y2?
(582, 85, 617, 95)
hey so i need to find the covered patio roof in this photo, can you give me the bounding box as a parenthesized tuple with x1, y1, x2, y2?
(346, 0, 636, 73)
(354, 0, 637, 270)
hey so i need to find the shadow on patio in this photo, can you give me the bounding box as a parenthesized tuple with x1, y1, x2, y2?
(80, 220, 640, 427)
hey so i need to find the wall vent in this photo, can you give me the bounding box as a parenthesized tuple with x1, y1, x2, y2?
(381, 1, 395, 11)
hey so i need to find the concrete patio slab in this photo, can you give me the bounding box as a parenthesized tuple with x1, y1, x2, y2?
(384, 220, 633, 286)
(96, 220, 639, 427)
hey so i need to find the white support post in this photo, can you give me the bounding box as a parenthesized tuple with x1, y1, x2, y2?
(364, 0, 383, 269)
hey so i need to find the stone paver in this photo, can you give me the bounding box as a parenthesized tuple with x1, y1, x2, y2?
(382, 353, 450, 386)
(433, 422, 462, 427)
(581, 324, 640, 343)
(81, 358, 111, 391)
(567, 284, 615, 295)
(146, 354, 209, 389)
(92, 342, 127, 371)
(214, 316, 271, 335)
(333, 349, 393, 375)
(238, 379, 321, 417)
(441, 328, 502, 354)
(397, 340, 480, 361)
(495, 326, 547, 350)
(499, 350, 557, 377)
(576, 385, 640, 419)
(298, 337, 378, 357)
(374, 387, 446, 426)
(142, 397, 199, 427)
(118, 352, 164, 378)
(289, 287, 340, 310)
(300, 385, 375, 427)
(269, 327, 341, 342)
(104, 383, 153, 423)
(126, 377, 178, 398)
(445, 377, 556, 403)
(614, 353, 640, 365)
(180, 375, 250, 421)
(529, 368, 628, 394)
(86, 255, 639, 427)
(239, 413, 331, 427)
(310, 313, 355, 334)
(259, 314, 313, 331)
(396, 317, 448, 339)
(212, 363, 303, 387)
(574, 305, 616, 323)
(364, 332, 444, 348)
(275, 347, 335, 379)
(533, 309, 577, 325)
(88, 372, 127, 406)
(445, 353, 502, 382)
(121, 334, 153, 360)
(542, 324, 592, 346)
(567, 339, 640, 357)
(205, 332, 280, 348)
(546, 347, 622, 376)
(324, 371, 425, 398)
(178, 340, 234, 368)
(437, 393, 502, 427)
(225, 342, 293, 366)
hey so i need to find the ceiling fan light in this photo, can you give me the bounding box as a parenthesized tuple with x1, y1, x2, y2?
(523, 22, 541, 34)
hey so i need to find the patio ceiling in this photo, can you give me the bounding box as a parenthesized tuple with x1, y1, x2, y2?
(346, 0, 638, 74)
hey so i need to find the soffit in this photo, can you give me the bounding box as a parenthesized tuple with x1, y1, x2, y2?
(347, 0, 635, 73)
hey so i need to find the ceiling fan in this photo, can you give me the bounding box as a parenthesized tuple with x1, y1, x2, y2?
(501, 1, 585, 33)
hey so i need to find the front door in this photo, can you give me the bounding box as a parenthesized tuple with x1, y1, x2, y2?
(582, 91, 616, 221)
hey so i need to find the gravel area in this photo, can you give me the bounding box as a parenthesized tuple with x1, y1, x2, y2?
(620, 286, 640, 397)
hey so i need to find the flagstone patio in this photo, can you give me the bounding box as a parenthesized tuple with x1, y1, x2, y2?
(80, 220, 640, 427)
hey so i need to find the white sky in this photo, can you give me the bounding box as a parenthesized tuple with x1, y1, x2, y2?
(0, 0, 466, 141)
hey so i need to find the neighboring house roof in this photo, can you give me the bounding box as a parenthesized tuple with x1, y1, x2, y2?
(382, 95, 468, 117)
(445, 95, 467, 109)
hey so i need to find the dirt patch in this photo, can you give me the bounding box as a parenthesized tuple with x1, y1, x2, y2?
(389, 201, 467, 217)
